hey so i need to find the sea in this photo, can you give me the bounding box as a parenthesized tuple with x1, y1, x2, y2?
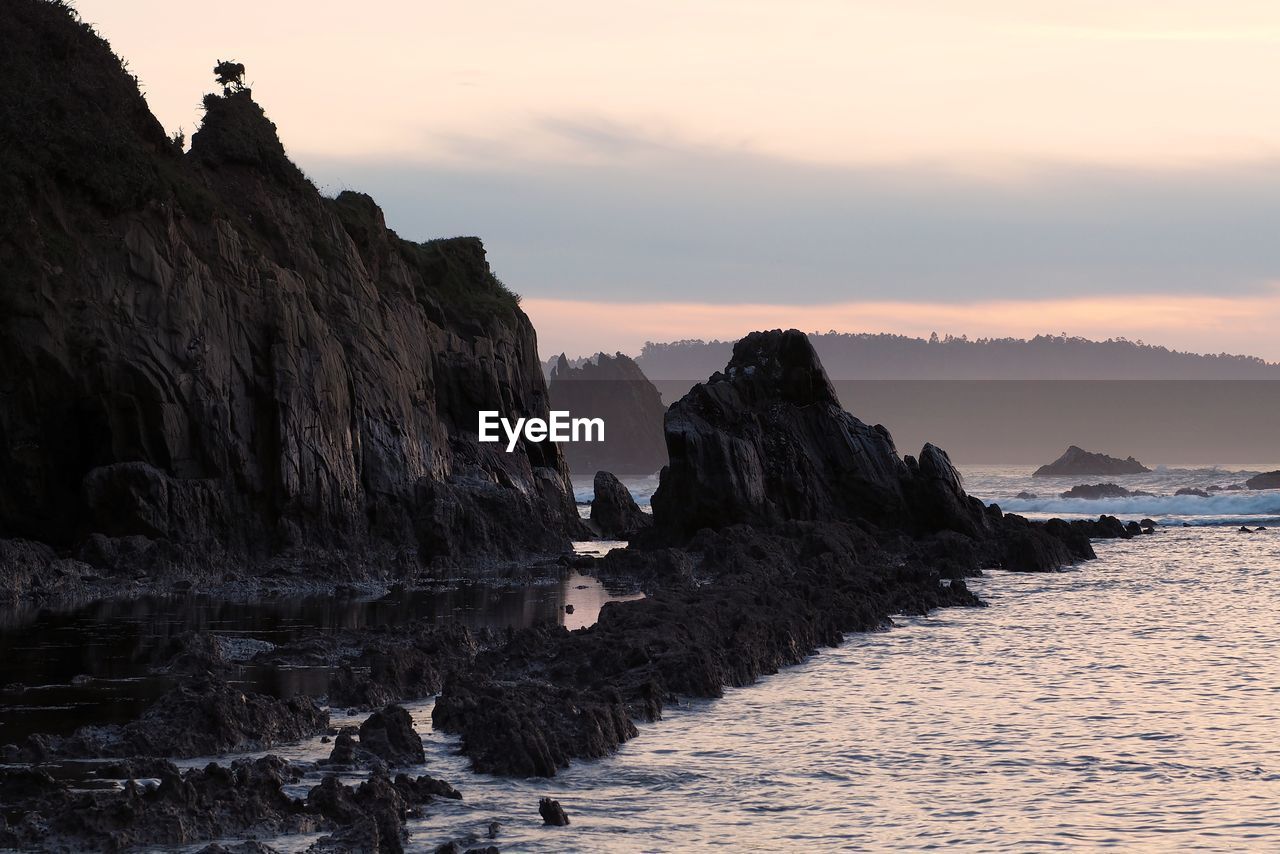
(6, 465, 1280, 851)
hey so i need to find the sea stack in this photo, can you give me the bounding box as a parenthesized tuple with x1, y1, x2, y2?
(548, 352, 668, 475)
(1033, 446, 1151, 477)
(651, 329, 990, 540)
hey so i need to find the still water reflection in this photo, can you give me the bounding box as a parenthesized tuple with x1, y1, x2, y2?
(0, 566, 640, 744)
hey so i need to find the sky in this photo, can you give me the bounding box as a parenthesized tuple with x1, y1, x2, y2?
(73, 0, 1280, 360)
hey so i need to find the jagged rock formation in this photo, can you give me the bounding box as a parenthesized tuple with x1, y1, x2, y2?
(427, 331, 1147, 779)
(1246, 471, 1280, 490)
(548, 353, 667, 474)
(0, 757, 461, 852)
(0, 0, 583, 597)
(650, 329, 990, 541)
(1033, 446, 1150, 477)
(589, 470, 652, 538)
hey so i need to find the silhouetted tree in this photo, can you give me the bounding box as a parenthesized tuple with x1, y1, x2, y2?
(213, 60, 246, 94)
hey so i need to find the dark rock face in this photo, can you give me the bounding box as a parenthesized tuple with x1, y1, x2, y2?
(1033, 446, 1150, 477)
(650, 330, 988, 541)
(1059, 483, 1152, 499)
(1175, 487, 1211, 498)
(1246, 470, 1280, 490)
(548, 353, 668, 475)
(0, 0, 583, 600)
(589, 471, 652, 538)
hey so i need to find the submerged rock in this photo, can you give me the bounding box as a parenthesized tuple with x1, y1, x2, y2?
(589, 471, 652, 538)
(1033, 446, 1150, 477)
(1175, 487, 1211, 498)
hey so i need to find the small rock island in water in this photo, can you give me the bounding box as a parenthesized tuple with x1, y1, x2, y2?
(1034, 445, 1152, 477)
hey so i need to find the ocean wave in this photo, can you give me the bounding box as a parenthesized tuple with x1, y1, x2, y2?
(990, 491, 1280, 522)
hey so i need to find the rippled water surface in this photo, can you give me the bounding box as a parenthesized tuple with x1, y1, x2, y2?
(349, 528, 1280, 852)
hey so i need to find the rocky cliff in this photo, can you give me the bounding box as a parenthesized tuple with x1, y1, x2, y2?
(0, 0, 582, 596)
(547, 352, 667, 475)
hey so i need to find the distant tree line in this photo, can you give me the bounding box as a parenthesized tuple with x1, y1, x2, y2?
(633, 332, 1280, 380)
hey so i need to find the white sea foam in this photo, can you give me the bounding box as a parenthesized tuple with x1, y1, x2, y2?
(994, 492, 1280, 525)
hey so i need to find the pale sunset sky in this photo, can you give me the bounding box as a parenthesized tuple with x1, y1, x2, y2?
(74, 0, 1280, 359)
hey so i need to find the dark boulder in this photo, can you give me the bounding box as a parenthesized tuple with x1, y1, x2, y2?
(1059, 483, 1151, 500)
(539, 797, 570, 826)
(356, 705, 425, 767)
(1175, 487, 1211, 498)
(589, 471, 652, 538)
(1246, 470, 1280, 490)
(1034, 446, 1150, 477)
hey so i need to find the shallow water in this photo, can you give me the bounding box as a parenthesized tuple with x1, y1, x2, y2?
(0, 566, 638, 744)
(205, 527, 1280, 852)
(580, 465, 1280, 528)
(965, 463, 1280, 527)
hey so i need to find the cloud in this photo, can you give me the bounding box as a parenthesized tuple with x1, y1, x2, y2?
(306, 135, 1280, 310)
(521, 287, 1280, 362)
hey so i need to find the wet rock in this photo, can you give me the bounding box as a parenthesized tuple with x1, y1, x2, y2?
(589, 471, 653, 538)
(357, 705, 426, 766)
(251, 620, 481, 710)
(392, 772, 461, 802)
(1014, 491, 1038, 500)
(1059, 483, 1152, 500)
(1175, 487, 1211, 498)
(0, 756, 315, 851)
(1246, 470, 1280, 490)
(998, 525, 1073, 572)
(24, 678, 328, 760)
(1033, 446, 1150, 477)
(325, 731, 359, 766)
(539, 797, 570, 826)
(195, 843, 284, 854)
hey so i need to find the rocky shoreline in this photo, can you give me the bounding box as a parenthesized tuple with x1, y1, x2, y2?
(0, 331, 1148, 851)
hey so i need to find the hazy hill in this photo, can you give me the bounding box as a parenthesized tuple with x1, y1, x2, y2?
(634, 332, 1280, 380)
